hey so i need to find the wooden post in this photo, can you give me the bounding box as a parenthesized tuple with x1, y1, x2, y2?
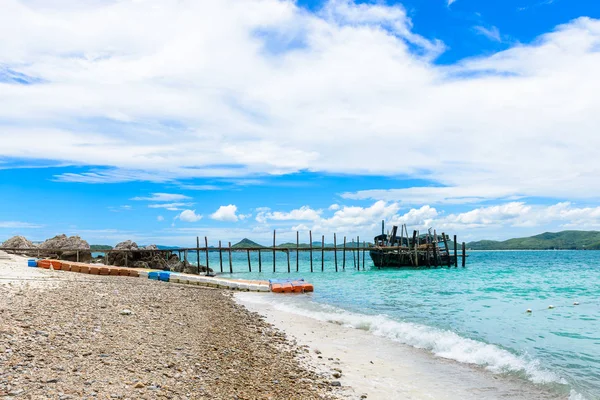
(442, 233, 451, 268)
(343, 236, 346, 270)
(363, 241, 366, 270)
(125, 250, 128, 268)
(247, 249, 251, 272)
(204, 236, 210, 276)
(76, 250, 79, 263)
(296, 231, 299, 272)
(412, 230, 418, 267)
(321, 235, 325, 272)
(258, 249, 262, 273)
(197, 237, 201, 274)
(228, 242, 233, 273)
(287, 249, 291, 273)
(432, 241, 438, 268)
(454, 235, 458, 268)
(352, 239, 356, 269)
(334, 233, 338, 272)
(104, 251, 108, 265)
(462, 242, 466, 267)
(184, 250, 188, 267)
(426, 232, 431, 268)
(273, 230, 276, 273)
(219, 240, 223, 273)
(357, 236, 360, 270)
(309, 230, 313, 273)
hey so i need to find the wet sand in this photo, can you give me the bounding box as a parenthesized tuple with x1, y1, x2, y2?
(236, 292, 567, 400)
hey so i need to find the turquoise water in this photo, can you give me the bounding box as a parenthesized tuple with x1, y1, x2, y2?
(199, 250, 599, 398)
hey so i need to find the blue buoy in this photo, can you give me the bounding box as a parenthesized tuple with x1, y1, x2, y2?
(159, 271, 171, 282)
(27, 259, 37, 268)
(148, 271, 160, 280)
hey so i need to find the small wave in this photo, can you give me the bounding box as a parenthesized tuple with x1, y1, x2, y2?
(240, 294, 567, 387)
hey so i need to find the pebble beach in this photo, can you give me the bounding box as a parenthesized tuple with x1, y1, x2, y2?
(0, 252, 343, 399)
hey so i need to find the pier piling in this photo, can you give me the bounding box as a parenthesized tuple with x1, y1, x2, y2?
(334, 233, 338, 272)
(228, 242, 233, 273)
(219, 240, 223, 273)
(309, 231, 313, 273)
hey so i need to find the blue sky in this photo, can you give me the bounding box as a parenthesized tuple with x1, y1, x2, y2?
(1, 0, 600, 246)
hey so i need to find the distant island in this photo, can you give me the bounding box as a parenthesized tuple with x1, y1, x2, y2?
(467, 231, 600, 250)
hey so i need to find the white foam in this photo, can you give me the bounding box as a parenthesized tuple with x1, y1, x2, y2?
(239, 294, 567, 387)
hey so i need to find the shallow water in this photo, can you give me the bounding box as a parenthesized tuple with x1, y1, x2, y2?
(200, 250, 598, 399)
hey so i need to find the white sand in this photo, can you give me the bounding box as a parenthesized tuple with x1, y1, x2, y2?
(236, 292, 564, 400)
(0, 252, 63, 289)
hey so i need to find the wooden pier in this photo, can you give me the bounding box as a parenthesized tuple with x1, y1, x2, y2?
(2, 227, 467, 274)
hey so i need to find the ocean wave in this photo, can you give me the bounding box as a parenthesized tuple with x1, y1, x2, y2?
(239, 293, 569, 387)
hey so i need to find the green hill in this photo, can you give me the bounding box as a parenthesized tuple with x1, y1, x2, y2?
(232, 238, 264, 249)
(90, 245, 113, 250)
(467, 231, 600, 250)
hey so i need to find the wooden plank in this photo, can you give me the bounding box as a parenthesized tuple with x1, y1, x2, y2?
(228, 241, 233, 273)
(309, 230, 313, 273)
(462, 242, 466, 267)
(287, 249, 291, 273)
(334, 233, 338, 272)
(247, 249, 251, 272)
(258, 249, 262, 273)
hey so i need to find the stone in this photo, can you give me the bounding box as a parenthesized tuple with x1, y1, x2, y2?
(39, 234, 92, 262)
(0, 236, 36, 254)
(330, 381, 341, 387)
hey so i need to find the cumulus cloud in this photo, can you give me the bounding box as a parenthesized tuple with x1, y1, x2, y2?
(131, 193, 191, 202)
(157, 215, 165, 222)
(178, 209, 202, 222)
(0, 1, 598, 203)
(256, 206, 322, 224)
(329, 204, 341, 211)
(211, 205, 239, 222)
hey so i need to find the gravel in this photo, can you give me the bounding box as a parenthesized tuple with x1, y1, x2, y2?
(0, 266, 342, 399)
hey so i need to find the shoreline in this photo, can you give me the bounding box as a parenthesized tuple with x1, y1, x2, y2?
(235, 292, 567, 400)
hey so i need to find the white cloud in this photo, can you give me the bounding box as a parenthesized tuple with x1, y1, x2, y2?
(474, 25, 502, 42)
(211, 204, 239, 222)
(329, 204, 340, 210)
(0, 221, 43, 229)
(148, 202, 195, 211)
(447, 0, 458, 6)
(0, 1, 599, 204)
(157, 215, 165, 222)
(178, 209, 203, 222)
(132, 193, 191, 202)
(342, 185, 521, 205)
(256, 206, 322, 223)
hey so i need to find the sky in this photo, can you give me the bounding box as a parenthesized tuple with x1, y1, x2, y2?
(1, 0, 600, 246)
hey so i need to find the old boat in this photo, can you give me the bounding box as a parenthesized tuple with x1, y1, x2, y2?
(369, 222, 457, 268)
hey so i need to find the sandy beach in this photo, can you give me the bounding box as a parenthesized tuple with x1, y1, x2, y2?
(236, 292, 566, 400)
(0, 252, 341, 399)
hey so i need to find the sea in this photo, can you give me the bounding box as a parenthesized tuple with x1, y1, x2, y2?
(196, 250, 597, 399)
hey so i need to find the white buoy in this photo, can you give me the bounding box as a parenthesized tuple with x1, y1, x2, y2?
(548, 305, 554, 309)
(574, 302, 580, 306)
(526, 309, 532, 313)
